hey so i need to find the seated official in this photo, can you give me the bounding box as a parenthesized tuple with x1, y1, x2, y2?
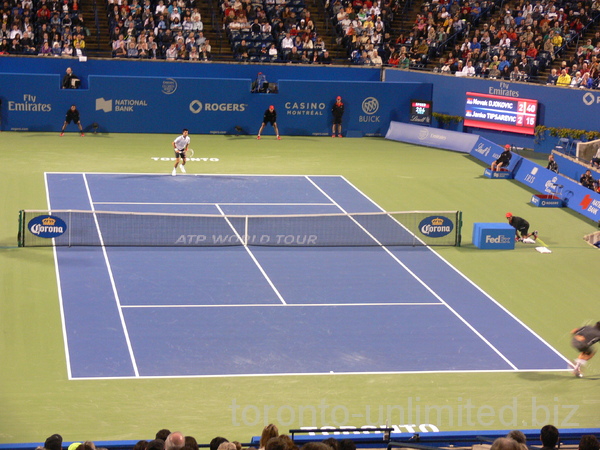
(62, 67, 80, 89)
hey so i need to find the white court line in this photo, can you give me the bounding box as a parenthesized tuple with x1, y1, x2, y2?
(337, 175, 573, 368)
(305, 175, 519, 371)
(93, 202, 335, 206)
(82, 173, 141, 377)
(46, 173, 74, 380)
(215, 204, 287, 305)
(122, 302, 444, 308)
(68, 366, 573, 381)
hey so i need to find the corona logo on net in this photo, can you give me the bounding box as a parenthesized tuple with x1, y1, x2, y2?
(28, 215, 67, 238)
(419, 216, 454, 238)
(42, 217, 56, 226)
(359, 97, 381, 122)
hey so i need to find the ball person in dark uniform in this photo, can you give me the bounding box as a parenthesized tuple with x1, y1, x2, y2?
(491, 144, 512, 171)
(506, 212, 537, 242)
(257, 105, 280, 140)
(571, 322, 600, 377)
(332, 95, 345, 137)
(60, 104, 84, 136)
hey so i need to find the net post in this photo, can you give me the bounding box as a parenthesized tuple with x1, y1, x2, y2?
(244, 215, 249, 246)
(17, 210, 24, 247)
(456, 211, 462, 247)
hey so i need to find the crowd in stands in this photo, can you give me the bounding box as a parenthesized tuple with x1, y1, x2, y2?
(322, 0, 600, 85)
(412, 0, 600, 84)
(37, 424, 600, 450)
(106, 0, 208, 59)
(0, 0, 90, 56)
(5, 0, 600, 86)
(223, 0, 334, 64)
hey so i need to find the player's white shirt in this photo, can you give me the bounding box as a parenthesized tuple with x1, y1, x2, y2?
(174, 134, 190, 151)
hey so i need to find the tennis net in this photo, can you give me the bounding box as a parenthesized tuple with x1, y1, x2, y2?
(18, 209, 462, 247)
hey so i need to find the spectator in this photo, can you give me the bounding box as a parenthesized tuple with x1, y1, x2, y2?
(259, 424, 279, 450)
(590, 148, 600, 168)
(209, 437, 228, 450)
(580, 169, 595, 190)
(556, 69, 571, 86)
(570, 71, 583, 87)
(546, 68, 558, 85)
(579, 72, 593, 89)
(62, 67, 80, 89)
(165, 433, 185, 450)
(318, 50, 332, 64)
(579, 435, 600, 450)
(44, 434, 63, 450)
(506, 431, 526, 445)
(183, 436, 198, 450)
(490, 438, 521, 450)
(540, 425, 560, 450)
(546, 154, 559, 173)
(457, 59, 476, 76)
(147, 440, 165, 450)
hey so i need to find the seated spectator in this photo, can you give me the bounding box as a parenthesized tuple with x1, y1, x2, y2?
(235, 39, 249, 57)
(370, 50, 382, 66)
(546, 68, 558, 85)
(51, 41, 62, 56)
(387, 51, 400, 67)
(490, 438, 520, 450)
(457, 59, 476, 76)
(580, 169, 595, 190)
(540, 425, 560, 450)
(114, 40, 127, 57)
(62, 43, 74, 57)
(317, 49, 332, 64)
(506, 430, 526, 446)
(200, 40, 211, 60)
(570, 71, 583, 87)
(287, 45, 302, 63)
(268, 44, 278, 60)
(127, 41, 139, 57)
(591, 148, 600, 168)
(556, 69, 571, 86)
(547, 154, 559, 173)
(579, 72, 593, 89)
(73, 41, 85, 57)
(579, 435, 600, 450)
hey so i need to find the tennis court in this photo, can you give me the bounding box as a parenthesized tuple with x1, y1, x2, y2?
(40, 172, 571, 379)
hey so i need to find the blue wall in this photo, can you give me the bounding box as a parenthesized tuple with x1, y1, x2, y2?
(1, 56, 599, 143)
(385, 70, 600, 151)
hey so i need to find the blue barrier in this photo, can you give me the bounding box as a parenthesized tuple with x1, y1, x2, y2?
(513, 158, 600, 222)
(1, 72, 431, 135)
(385, 121, 476, 153)
(389, 122, 600, 223)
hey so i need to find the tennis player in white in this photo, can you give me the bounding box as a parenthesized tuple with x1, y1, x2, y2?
(172, 128, 190, 176)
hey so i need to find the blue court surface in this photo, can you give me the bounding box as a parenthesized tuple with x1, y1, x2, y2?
(45, 173, 571, 379)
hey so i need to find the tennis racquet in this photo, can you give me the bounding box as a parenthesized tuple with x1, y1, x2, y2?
(184, 148, 194, 158)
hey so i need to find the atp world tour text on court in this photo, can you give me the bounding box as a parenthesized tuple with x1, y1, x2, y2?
(175, 234, 319, 245)
(229, 397, 580, 429)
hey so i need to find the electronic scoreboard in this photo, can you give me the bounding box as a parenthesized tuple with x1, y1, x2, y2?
(464, 92, 538, 135)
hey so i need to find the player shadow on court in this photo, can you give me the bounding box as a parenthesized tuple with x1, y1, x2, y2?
(517, 371, 600, 381)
